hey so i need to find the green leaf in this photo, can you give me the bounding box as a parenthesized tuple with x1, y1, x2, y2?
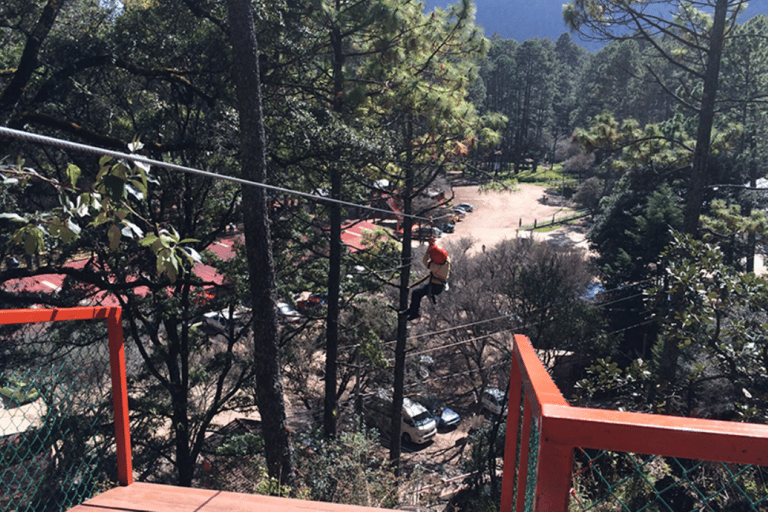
(48, 218, 79, 244)
(133, 161, 150, 192)
(128, 140, 144, 152)
(157, 250, 179, 283)
(24, 227, 44, 255)
(102, 174, 125, 200)
(91, 212, 111, 227)
(126, 182, 145, 201)
(108, 224, 121, 251)
(66, 164, 81, 189)
(182, 246, 202, 263)
(121, 220, 144, 238)
(66, 218, 82, 238)
(141, 233, 160, 247)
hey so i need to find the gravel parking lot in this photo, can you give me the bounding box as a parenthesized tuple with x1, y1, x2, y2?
(441, 183, 588, 253)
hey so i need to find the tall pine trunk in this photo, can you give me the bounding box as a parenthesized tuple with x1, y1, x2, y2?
(226, 0, 295, 488)
(324, 7, 344, 439)
(390, 115, 415, 475)
(683, 0, 728, 235)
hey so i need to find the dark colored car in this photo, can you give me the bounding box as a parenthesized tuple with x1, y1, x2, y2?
(455, 202, 474, 212)
(415, 396, 460, 429)
(440, 222, 455, 233)
(414, 226, 443, 240)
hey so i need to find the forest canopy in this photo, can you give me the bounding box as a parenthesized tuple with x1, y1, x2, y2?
(3, 0, 768, 510)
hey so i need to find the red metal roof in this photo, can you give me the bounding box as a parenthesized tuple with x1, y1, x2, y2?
(2, 235, 242, 303)
(340, 221, 382, 253)
(3, 226, 384, 302)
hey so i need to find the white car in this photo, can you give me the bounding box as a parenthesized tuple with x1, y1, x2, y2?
(364, 390, 438, 445)
(277, 302, 301, 321)
(202, 308, 246, 334)
(480, 387, 507, 416)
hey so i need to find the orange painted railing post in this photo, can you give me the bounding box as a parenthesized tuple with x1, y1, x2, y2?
(2, 307, 134, 486)
(107, 307, 133, 486)
(534, 420, 573, 511)
(502, 333, 768, 512)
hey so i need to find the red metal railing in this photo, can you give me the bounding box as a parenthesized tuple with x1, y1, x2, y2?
(500, 333, 768, 511)
(0, 307, 133, 486)
(7, 309, 768, 511)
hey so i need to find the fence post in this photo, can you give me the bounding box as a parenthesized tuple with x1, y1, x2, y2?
(108, 307, 133, 486)
(533, 430, 574, 511)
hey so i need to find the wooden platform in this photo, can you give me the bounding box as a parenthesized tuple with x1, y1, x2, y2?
(68, 482, 385, 512)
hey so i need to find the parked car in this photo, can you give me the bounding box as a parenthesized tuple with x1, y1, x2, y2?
(455, 202, 474, 212)
(363, 390, 437, 445)
(202, 308, 246, 335)
(451, 208, 466, 220)
(414, 226, 442, 240)
(480, 387, 506, 416)
(277, 302, 301, 321)
(296, 293, 327, 313)
(414, 395, 461, 430)
(440, 222, 455, 233)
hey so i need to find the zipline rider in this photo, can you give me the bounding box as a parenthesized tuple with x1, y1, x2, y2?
(406, 238, 450, 321)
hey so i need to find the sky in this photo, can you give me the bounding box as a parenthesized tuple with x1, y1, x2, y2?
(426, 0, 768, 52)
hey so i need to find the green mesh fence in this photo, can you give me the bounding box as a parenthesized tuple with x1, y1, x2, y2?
(1, 319, 118, 512)
(510, 390, 525, 509)
(523, 414, 540, 512)
(507, 390, 541, 512)
(569, 448, 768, 511)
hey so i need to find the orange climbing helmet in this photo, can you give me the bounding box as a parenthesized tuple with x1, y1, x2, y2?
(428, 243, 448, 264)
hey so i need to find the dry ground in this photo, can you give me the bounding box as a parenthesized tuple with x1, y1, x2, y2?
(441, 183, 589, 254)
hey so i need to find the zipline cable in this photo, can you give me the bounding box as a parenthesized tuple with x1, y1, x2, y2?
(4, 128, 660, 361)
(0, 126, 432, 223)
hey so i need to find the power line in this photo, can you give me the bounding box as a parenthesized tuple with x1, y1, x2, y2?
(373, 279, 655, 350)
(0, 127, 432, 223)
(407, 330, 511, 358)
(383, 286, 658, 360)
(405, 360, 508, 389)
(379, 311, 515, 348)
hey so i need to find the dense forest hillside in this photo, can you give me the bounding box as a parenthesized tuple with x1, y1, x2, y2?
(2, 0, 768, 510)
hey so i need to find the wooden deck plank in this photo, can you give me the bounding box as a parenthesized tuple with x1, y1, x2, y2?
(69, 482, 386, 512)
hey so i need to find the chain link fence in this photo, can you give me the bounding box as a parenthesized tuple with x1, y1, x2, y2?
(503, 334, 768, 512)
(1, 317, 118, 512)
(570, 449, 768, 511)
